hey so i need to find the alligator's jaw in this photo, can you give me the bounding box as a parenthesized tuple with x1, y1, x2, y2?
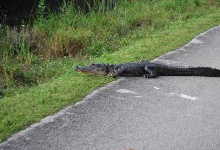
(74, 64, 112, 76)
(74, 66, 102, 75)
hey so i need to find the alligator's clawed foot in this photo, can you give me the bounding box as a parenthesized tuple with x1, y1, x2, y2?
(143, 73, 156, 78)
(143, 74, 150, 78)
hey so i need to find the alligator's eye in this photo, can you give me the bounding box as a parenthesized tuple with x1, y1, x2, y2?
(91, 63, 96, 66)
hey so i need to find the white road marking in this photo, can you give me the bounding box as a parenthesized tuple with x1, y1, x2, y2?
(116, 89, 138, 94)
(180, 94, 198, 100)
(170, 92, 198, 100)
(153, 86, 198, 101)
(135, 96, 142, 98)
(154, 87, 160, 90)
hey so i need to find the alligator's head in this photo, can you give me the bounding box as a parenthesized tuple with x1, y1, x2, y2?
(74, 63, 115, 76)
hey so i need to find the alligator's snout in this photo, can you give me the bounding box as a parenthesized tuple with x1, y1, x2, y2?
(74, 65, 88, 72)
(74, 65, 79, 70)
(74, 64, 110, 75)
(74, 65, 80, 72)
(74, 65, 101, 74)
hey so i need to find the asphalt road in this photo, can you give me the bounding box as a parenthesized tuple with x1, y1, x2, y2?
(1, 25, 220, 150)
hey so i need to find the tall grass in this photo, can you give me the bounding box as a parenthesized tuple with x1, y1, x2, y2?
(0, 0, 220, 91)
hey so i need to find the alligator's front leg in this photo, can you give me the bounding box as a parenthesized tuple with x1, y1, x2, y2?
(139, 60, 150, 63)
(112, 66, 126, 78)
(144, 65, 157, 78)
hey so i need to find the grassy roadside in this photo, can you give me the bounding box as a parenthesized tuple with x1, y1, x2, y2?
(96, 11, 220, 63)
(1, 1, 220, 142)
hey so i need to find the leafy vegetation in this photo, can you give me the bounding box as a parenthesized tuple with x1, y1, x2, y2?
(1, 0, 220, 142)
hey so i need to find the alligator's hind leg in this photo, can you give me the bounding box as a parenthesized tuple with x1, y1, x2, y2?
(144, 65, 157, 78)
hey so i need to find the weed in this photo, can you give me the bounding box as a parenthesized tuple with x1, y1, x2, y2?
(1, 0, 220, 88)
(193, 0, 201, 6)
(36, 0, 46, 21)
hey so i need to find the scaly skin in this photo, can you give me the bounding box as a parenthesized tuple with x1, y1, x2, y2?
(74, 60, 220, 78)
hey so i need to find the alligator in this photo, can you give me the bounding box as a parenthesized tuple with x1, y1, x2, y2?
(74, 60, 220, 78)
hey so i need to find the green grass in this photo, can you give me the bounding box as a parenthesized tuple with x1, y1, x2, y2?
(1, 0, 220, 142)
(1, 0, 220, 88)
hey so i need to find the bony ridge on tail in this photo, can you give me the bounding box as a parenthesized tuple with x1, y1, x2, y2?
(74, 60, 220, 78)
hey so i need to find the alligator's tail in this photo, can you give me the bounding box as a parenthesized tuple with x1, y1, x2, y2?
(161, 67, 220, 77)
(201, 67, 220, 77)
